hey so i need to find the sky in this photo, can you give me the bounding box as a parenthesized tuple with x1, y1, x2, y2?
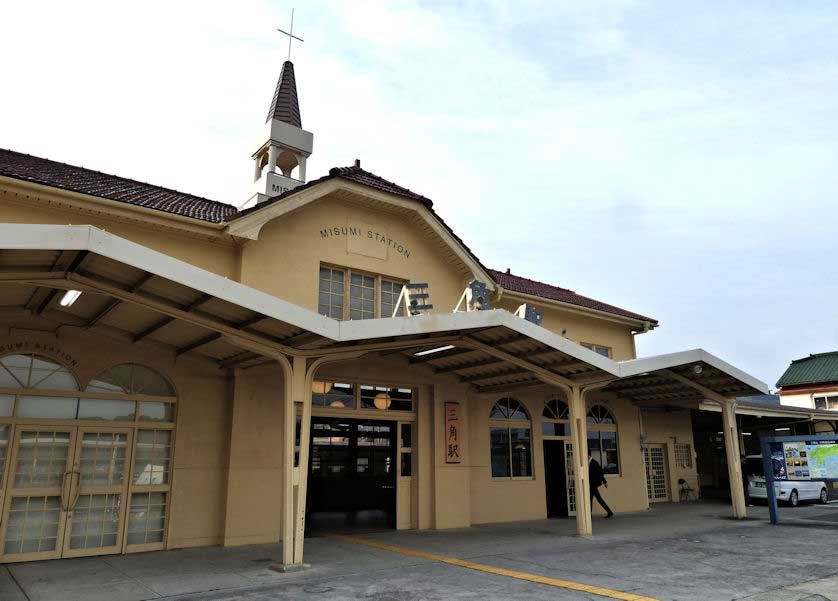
(2, 1, 837, 387)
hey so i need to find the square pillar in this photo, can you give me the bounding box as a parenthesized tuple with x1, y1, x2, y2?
(721, 400, 747, 519)
(292, 355, 312, 565)
(568, 386, 592, 536)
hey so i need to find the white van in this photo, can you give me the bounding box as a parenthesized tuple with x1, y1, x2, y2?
(744, 455, 829, 507)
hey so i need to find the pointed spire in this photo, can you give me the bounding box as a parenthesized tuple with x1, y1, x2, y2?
(266, 61, 302, 127)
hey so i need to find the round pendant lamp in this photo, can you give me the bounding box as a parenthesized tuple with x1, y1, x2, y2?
(374, 391, 391, 410)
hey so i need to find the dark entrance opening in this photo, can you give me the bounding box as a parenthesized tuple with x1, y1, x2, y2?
(543, 440, 569, 517)
(306, 417, 397, 534)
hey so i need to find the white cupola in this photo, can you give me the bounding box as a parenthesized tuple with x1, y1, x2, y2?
(244, 60, 314, 208)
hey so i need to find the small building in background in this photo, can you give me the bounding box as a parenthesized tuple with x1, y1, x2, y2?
(777, 352, 838, 410)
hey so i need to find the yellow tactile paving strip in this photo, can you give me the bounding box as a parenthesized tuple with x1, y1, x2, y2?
(328, 534, 659, 601)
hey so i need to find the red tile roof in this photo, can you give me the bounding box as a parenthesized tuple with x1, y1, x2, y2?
(489, 268, 658, 324)
(0, 149, 656, 323)
(233, 161, 433, 219)
(0, 149, 237, 223)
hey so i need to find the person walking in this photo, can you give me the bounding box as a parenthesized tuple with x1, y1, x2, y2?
(589, 456, 614, 518)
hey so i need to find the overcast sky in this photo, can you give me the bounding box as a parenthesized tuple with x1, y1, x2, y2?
(2, 1, 837, 387)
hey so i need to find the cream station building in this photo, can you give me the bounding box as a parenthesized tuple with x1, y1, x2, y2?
(0, 59, 771, 569)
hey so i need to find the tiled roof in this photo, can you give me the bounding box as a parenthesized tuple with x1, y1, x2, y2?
(0, 149, 237, 223)
(0, 149, 657, 322)
(234, 161, 433, 219)
(777, 352, 838, 388)
(488, 268, 658, 324)
(267, 61, 302, 127)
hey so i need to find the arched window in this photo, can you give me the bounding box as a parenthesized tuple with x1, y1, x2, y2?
(0, 353, 79, 391)
(87, 364, 176, 422)
(0, 353, 80, 419)
(489, 397, 532, 478)
(86, 363, 175, 397)
(542, 397, 570, 437)
(587, 404, 619, 474)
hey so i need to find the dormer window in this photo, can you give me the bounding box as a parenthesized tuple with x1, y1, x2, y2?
(318, 264, 406, 320)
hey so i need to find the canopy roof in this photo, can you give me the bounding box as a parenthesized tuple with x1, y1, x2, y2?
(0, 225, 768, 401)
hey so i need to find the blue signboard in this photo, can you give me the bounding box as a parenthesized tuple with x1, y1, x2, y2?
(759, 434, 838, 524)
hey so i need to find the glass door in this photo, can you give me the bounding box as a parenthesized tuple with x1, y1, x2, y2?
(643, 445, 669, 502)
(565, 442, 576, 516)
(62, 427, 132, 558)
(0, 427, 74, 562)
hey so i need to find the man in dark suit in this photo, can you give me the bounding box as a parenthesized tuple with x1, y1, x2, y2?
(589, 456, 614, 518)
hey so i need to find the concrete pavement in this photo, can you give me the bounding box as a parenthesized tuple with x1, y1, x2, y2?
(2, 501, 838, 601)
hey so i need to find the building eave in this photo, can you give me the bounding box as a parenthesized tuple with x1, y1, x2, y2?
(500, 288, 657, 331)
(1, 176, 230, 240)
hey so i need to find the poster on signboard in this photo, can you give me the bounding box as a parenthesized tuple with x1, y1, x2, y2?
(783, 442, 811, 480)
(445, 401, 462, 464)
(806, 442, 838, 479)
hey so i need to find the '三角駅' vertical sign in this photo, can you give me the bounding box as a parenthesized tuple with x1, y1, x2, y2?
(445, 401, 462, 464)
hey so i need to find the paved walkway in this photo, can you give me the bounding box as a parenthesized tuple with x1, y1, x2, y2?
(2, 501, 838, 601)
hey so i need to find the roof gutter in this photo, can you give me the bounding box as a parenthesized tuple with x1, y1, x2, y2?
(500, 288, 657, 330)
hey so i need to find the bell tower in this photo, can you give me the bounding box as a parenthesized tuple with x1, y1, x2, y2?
(245, 59, 314, 208)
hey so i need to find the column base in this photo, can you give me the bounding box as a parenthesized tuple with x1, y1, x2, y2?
(270, 562, 311, 573)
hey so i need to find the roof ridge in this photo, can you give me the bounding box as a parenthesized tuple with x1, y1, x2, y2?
(791, 351, 838, 363)
(0, 148, 237, 211)
(330, 164, 433, 203)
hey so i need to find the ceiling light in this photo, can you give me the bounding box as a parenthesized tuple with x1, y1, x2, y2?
(742, 432, 752, 436)
(775, 427, 791, 432)
(414, 345, 455, 357)
(59, 290, 82, 307)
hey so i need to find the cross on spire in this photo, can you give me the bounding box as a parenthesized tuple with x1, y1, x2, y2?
(277, 8, 304, 62)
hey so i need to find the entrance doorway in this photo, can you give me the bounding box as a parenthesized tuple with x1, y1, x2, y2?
(643, 444, 669, 502)
(306, 417, 397, 533)
(543, 440, 576, 517)
(1, 426, 132, 562)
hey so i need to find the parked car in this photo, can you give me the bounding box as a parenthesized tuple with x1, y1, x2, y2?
(744, 455, 828, 507)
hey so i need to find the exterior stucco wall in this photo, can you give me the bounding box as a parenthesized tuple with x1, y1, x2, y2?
(224, 364, 285, 546)
(495, 297, 638, 360)
(0, 193, 237, 278)
(779, 392, 816, 409)
(0, 326, 233, 550)
(467, 387, 649, 525)
(641, 409, 700, 499)
(240, 196, 473, 315)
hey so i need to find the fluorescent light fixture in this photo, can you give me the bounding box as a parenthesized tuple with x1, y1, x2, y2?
(742, 432, 752, 436)
(414, 345, 455, 357)
(775, 427, 791, 432)
(59, 290, 82, 307)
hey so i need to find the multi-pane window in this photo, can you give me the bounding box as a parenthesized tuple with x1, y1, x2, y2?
(581, 343, 612, 358)
(813, 395, 838, 410)
(349, 273, 376, 320)
(318, 266, 345, 319)
(381, 278, 405, 317)
(587, 404, 619, 474)
(317, 265, 406, 320)
(674, 442, 693, 469)
(542, 397, 570, 437)
(489, 398, 532, 478)
(310, 381, 415, 413)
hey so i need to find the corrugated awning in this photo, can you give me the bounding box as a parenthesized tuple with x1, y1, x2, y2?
(0, 225, 769, 401)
